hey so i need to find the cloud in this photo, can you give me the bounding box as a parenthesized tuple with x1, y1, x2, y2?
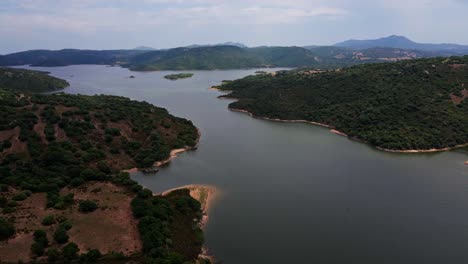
(0, 0, 467, 53)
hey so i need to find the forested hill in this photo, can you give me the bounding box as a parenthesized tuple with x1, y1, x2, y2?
(0, 67, 69, 93)
(0, 49, 146, 67)
(0, 69, 204, 263)
(0, 45, 446, 71)
(216, 56, 468, 151)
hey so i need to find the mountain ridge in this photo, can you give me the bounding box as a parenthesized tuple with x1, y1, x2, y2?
(335, 35, 468, 54)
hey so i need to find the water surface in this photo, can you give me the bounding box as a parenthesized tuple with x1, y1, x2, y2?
(20, 65, 468, 264)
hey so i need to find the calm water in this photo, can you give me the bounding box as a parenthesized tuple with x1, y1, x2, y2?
(20, 65, 468, 264)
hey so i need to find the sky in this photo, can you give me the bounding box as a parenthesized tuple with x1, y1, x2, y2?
(1, 0, 468, 54)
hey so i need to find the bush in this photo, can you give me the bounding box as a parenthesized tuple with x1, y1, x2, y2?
(70, 177, 85, 187)
(7, 201, 17, 207)
(31, 241, 46, 256)
(79, 200, 98, 213)
(0, 196, 7, 207)
(80, 249, 102, 263)
(42, 215, 56, 226)
(63, 242, 79, 260)
(47, 247, 60, 262)
(53, 227, 69, 244)
(0, 217, 15, 240)
(97, 161, 111, 174)
(59, 220, 72, 231)
(2, 207, 15, 214)
(12, 192, 28, 201)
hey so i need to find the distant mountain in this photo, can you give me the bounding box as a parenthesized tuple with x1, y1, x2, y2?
(335, 35, 468, 54)
(184, 42, 247, 49)
(133, 46, 156, 51)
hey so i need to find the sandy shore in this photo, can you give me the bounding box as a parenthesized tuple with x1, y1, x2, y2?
(229, 107, 468, 154)
(156, 129, 201, 167)
(155, 148, 191, 167)
(377, 143, 468, 153)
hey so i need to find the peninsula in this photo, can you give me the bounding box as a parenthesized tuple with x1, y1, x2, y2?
(0, 68, 209, 263)
(215, 56, 468, 152)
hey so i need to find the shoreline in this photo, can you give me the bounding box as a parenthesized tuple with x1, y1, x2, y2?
(124, 129, 201, 173)
(155, 129, 201, 167)
(228, 107, 468, 154)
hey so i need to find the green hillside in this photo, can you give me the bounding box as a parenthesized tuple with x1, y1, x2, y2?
(0, 69, 204, 263)
(127, 46, 263, 70)
(216, 56, 468, 151)
(1, 45, 444, 71)
(0, 67, 69, 93)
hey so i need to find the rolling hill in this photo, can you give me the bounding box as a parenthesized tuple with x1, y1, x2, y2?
(216, 56, 468, 151)
(2, 39, 468, 71)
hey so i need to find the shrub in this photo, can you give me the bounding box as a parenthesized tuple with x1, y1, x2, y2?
(47, 247, 60, 262)
(80, 249, 102, 263)
(97, 161, 111, 174)
(31, 241, 46, 256)
(63, 242, 79, 260)
(0, 196, 7, 207)
(59, 220, 72, 231)
(0, 217, 15, 240)
(2, 207, 15, 214)
(42, 215, 56, 226)
(7, 201, 17, 207)
(70, 177, 85, 187)
(78, 200, 98, 213)
(12, 192, 28, 201)
(53, 227, 69, 244)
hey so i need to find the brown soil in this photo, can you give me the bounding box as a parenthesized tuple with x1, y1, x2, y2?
(0, 182, 141, 263)
(61, 182, 141, 255)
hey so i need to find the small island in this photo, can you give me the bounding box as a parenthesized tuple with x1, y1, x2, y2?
(164, 73, 194, 80)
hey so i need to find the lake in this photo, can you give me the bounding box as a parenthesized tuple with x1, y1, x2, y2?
(19, 65, 468, 264)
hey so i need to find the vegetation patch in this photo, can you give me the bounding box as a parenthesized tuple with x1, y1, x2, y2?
(217, 56, 468, 151)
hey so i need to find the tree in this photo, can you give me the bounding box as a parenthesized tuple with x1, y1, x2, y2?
(41, 215, 56, 226)
(63, 242, 79, 260)
(0, 217, 15, 240)
(78, 200, 98, 213)
(80, 249, 102, 263)
(47, 247, 60, 262)
(31, 242, 45, 256)
(53, 227, 69, 244)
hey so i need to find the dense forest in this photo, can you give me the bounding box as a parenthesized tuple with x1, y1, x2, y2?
(164, 73, 194, 80)
(216, 56, 468, 151)
(0, 68, 205, 263)
(0, 67, 69, 93)
(0, 45, 443, 71)
(0, 49, 146, 67)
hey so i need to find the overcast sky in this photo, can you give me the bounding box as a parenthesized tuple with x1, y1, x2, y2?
(1, 0, 468, 54)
